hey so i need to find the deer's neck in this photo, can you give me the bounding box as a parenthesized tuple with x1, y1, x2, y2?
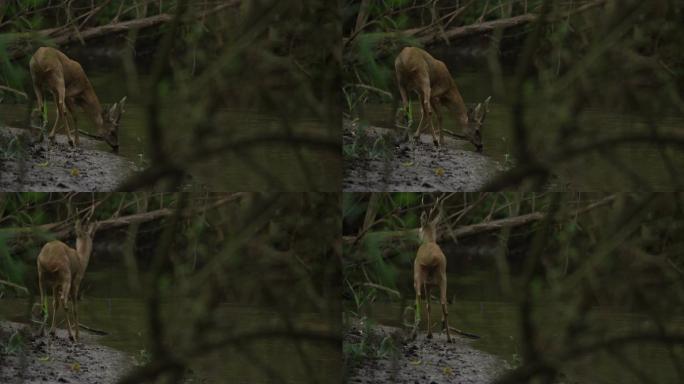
(420, 226, 438, 244)
(81, 84, 104, 129)
(445, 87, 468, 127)
(75, 240, 93, 274)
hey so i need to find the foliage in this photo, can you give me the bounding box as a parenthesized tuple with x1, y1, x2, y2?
(0, 192, 340, 383)
(0, 0, 340, 190)
(344, 192, 684, 383)
(343, 1, 684, 189)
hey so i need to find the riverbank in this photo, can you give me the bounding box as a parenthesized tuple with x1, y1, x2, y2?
(0, 321, 132, 384)
(343, 119, 503, 191)
(0, 126, 137, 191)
(344, 319, 507, 383)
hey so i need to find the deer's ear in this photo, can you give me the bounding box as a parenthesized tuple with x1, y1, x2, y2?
(420, 211, 427, 227)
(87, 222, 98, 236)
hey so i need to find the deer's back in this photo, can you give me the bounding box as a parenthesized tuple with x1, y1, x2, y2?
(30, 47, 92, 97)
(37, 240, 77, 277)
(416, 242, 446, 268)
(395, 47, 456, 97)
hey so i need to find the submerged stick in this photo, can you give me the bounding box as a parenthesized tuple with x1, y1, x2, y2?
(78, 323, 108, 335)
(448, 326, 480, 339)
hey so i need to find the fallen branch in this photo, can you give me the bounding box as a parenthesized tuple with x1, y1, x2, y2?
(343, 195, 617, 244)
(448, 325, 480, 339)
(6, 1, 240, 61)
(344, 0, 606, 55)
(0, 85, 28, 99)
(0, 193, 246, 251)
(0, 279, 29, 295)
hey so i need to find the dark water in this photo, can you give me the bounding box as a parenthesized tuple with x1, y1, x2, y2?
(0, 72, 339, 191)
(360, 72, 684, 190)
(351, 266, 684, 384)
(1, 261, 340, 383)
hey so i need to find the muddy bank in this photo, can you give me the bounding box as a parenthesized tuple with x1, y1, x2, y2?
(345, 319, 506, 384)
(344, 120, 504, 191)
(0, 126, 137, 191)
(0, 321, 132, 384)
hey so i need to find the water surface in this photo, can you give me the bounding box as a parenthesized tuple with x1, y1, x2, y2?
(360, 72, 684, 190)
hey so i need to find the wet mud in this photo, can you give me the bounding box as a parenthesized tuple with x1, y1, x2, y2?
(0, 127, 137, 191)
(0, 321, 132, 384)
(343, 120, 503, 191)
(345, 320, 506, 384)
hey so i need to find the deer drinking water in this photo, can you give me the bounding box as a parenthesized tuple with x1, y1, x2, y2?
(395, 46, 490, 152)
(37, 213, 98, 341)
(411, 195, 452, 343)
(29, 46, 125, 151)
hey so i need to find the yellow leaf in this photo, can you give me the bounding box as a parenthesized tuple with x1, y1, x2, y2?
(70, 168, 80, 177)
(409, 359, 422, 365)
(36, 161, 49, 167)
(38, 355, 50, 362)
(402, 161, 414, 167)
(443, 367, 453, 375)
(434, 167, 445, 176)
(70, 362, 81, 372)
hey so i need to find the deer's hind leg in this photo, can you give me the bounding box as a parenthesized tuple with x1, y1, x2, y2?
(49, 285, 58, 336)
(37, 268, 46, 336)
(411, 74, 430, 140)
(48, 74, 75, 146)
(415, 79, 436, 146)
(424, 282, 432, 339)
(410, 268, 424, 341)
(59, 274, 75, 341)
(439, 273, 452, 343)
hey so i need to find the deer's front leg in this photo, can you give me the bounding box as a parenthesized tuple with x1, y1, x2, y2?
(66, 98, 79, 146)
(32, 81, 44, 124)
(71, 290, 79, 342)
(431, 98, 444, 148)
(413, 94, 426, 141)
(48, 94, 60, 142)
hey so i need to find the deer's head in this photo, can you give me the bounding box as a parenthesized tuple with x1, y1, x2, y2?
(74, 201, 98, 260)
(465, 96, 491, 153)
(419, 195, 444, 243)
(100, 96, 126, 152)
(74, 218, 98, 258)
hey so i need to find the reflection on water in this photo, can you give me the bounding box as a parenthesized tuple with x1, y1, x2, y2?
(352, 268, 684, 384)
(360, 72, 684, 190)
(1, 260, 340, 383)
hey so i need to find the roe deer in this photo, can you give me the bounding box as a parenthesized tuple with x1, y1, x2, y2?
(395, 46, 490, 152)
(37, 214, 98, 341)
(411, 195, 452, 343)
(29, 46, 125, 151)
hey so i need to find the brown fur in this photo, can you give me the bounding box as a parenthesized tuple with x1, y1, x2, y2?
(395, 46, 489, 151)
(37, 220, 97, 341)
(411, 208, 452, 343)
(29, 47, 125, 150)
